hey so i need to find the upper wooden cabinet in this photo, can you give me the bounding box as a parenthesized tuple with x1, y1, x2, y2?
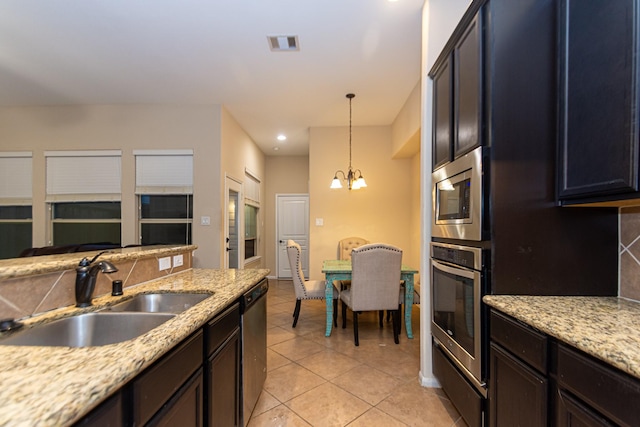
(558, 0, 640, 205)
(431, 10, 483, 171)
(432, 58, 452, 170)
(453, 13, 482, 159)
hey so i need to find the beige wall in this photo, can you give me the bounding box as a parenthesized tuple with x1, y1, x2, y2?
(392, 82, 422, 159)
(308, 125, 414, 280)
(220, 107, 266, 268)
(264, 156, 309, 275)
(0, 104, 269, 270)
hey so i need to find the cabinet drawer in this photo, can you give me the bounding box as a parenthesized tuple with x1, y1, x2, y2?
(490, 310, 547, 373)
(205, 302, 240, 356)
(133, 330, 204, 425)
(557, 344, 640, 427)
(433, 341, 483, 427)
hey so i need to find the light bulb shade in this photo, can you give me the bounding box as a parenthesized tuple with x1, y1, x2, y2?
(356, 176, 367, 188)
(330, 177, 343, 189)
(351, 179, 361, 190)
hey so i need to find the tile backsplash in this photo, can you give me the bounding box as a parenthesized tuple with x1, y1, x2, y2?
(620, 207, 640, 301)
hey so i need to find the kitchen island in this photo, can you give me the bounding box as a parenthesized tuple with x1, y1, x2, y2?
(0, 268, 269, 426)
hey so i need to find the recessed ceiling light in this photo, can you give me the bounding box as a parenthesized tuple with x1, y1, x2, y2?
(273, 146, 280, 151)
(267, 35, 299, 52)
(277, 134, 287, 141)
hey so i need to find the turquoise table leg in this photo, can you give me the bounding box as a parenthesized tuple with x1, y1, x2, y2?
(403, 273, 414, 339)
(325, 273, 335, 337)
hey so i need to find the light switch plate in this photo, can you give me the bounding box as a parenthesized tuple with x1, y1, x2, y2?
(158, 257, 171, 271)
(315, 218, 324, 226)
(200, 216, 211, 226)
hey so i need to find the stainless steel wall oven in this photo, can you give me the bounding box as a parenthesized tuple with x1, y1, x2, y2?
(431, 241, 487, 395)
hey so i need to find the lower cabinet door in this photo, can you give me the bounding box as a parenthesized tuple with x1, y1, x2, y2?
(208, 329, 240, 427)
(73, 391, 123, 427)
(489, 343, 547, 426)
(556, 389, 615, 427)
(148, 368, 204, 427)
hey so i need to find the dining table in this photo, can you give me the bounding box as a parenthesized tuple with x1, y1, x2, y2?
(322, 259, 419, 339)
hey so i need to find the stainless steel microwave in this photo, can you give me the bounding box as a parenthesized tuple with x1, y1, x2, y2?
(432, 147, 484, 241)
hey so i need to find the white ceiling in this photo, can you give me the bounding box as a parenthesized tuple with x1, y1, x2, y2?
(0, 0, 424, 156)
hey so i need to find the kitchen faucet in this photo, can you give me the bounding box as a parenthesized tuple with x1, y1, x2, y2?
(75, 251, 119, 307)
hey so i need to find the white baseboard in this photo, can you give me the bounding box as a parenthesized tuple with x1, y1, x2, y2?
(419, 371, 441, 388)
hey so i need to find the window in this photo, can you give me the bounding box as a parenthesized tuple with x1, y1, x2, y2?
(244, 204, 258, 259)
(51, 202, 121, 246)
(244, 170, 260, 261)
(140, 195, 193, 245)
(0, 206, 32, 259)
(135, 150, 193, 245)
(45, 151, 122, 246)
(0, 152, 33, 259)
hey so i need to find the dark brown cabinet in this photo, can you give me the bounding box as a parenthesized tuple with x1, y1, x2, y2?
(431, 9, 482, 171)
(73, 299, 245, 427)
(489, 311, 548, 427)
(432, 58, 452, 170)
(73, 391, 123, 427)
(489, 309, 640, 427)
(133, 331, 204, 426)
(556, 343, 640, 427)
(148, 369, 204, 427)
(452, 12, 482, 159)
(205, 303, 241, 427)
(558, 0, 640, 204)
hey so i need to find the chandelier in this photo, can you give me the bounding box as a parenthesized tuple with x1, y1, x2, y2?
(330, 93, 367, 190)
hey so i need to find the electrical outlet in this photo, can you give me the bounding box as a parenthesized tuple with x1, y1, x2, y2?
(173, 254, 184, 267)
(201, 216, 211, 226)
(158, 257, 171, 271)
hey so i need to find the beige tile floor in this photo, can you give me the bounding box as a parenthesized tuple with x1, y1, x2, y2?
(247, 279, 466, 427)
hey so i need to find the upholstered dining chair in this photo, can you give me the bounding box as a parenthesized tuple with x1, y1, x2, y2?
(286, 240, 338, 328)
(338, 236, 370, 260)
(336, 236, 370, 291)
(335, 243, 403, 346)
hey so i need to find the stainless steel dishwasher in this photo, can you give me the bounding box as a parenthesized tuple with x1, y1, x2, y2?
(240, 278, 268, 426)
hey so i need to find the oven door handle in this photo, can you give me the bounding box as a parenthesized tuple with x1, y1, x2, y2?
(431, 259, 478, 280)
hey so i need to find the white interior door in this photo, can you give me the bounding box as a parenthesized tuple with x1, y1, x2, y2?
(225, 176, 243, 269)
(276, 194, 309, 278)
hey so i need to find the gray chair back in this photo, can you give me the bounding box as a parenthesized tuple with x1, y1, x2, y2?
(350, 243, 402, 312)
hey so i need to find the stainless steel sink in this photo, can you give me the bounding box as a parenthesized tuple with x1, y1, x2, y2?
(0, 312, 175, 347)
(107, 292, 211, 314)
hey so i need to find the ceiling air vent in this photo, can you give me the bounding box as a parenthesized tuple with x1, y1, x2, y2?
(267, 35, 299, 52)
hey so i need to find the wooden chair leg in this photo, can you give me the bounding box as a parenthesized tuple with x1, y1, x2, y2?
(341, 300, 347, 329)
(333, 298, 338, 327)
(378, 310, 384, 328)
(398, 304, 402, 334)
(292, 299, 301, 328)
(392, 310, 400, 344)
(353, 311, 359, 346)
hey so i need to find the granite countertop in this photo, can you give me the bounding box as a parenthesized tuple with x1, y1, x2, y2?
(0, 245, 198, 280)
(483, 295, 640, 380)
(0, 267, 269, 427)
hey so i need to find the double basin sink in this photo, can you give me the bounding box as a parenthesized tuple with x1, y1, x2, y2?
(0, 293, 211, 348)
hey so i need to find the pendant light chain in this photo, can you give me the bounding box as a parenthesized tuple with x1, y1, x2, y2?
(329, 92, 367, 190)
(348, 94, 353, 170)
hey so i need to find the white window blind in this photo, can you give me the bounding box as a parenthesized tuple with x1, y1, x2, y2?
(45, 150, 122, 202)
(245, 170, 260, 204)
(134, 150, 193, 194)
(0, 152, 32, 204)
